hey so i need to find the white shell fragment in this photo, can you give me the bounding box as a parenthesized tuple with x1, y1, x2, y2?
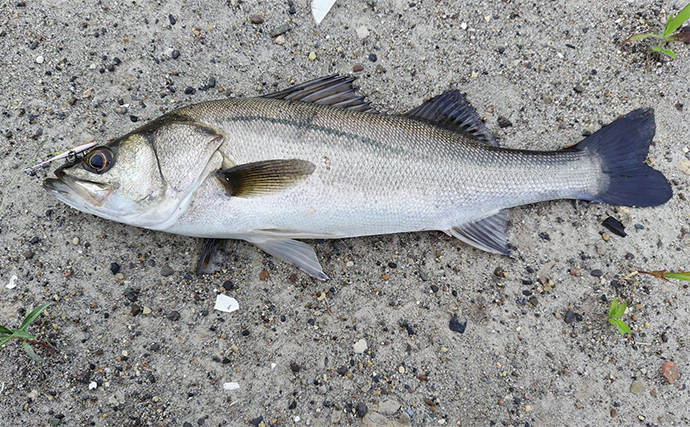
(353, 338, 368, 353)
(214, 294, 239, 313)
(6, 275, 18, 289)
(311, 0, 336, 25)
(88, 381, 97, 390)
(223, 382, 240, 391)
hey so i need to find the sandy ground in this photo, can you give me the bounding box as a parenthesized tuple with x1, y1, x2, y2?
(1, 0, 689, 426)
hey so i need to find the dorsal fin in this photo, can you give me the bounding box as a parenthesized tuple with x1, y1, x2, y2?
(263, 75, 376, 113)
(407, 91, 498, 146)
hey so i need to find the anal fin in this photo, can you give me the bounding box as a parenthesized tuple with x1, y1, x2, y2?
(448, 210, 512, 256)
(247, 237, 329, 281)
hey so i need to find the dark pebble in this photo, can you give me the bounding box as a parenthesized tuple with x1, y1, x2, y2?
(634, 224, 644, 230)
(574, 85, 584, 93)
(110, 262, 120, 274)
(497, 116, 513, 128)
(131, 305, 141, 316)
(161, 265, 174, 277)
(564, 310, 575, 324)
(368, 53, 377, 62)
(280, 315, 286, 322)
(602, 216, 626, 237)
(30, 237, 40, 244)
(288, 400, 297, 410)
(290, 362, 301, 373)
(167, 311, 181, 321)
(23, 250, 34, 259)
(168, 14, 176, 25)
(355, 402, 368, 418)
(241, 329, 250, 336)
(494, 266, 505, 278)
(207, 77, 216, 88)
(150, 343, 160, 351)
(249, 416, 263, 426)
(113, 57, 121, 65)
(123, 288, 137, 302)
(449, 316, 467, 333)
(406, 325, 415, 335)
(250, 15, 265, 24)
(171, 49, 180, 59)
(184, 87, 195, 95)
(184, 423, 192, 427)
(528, 296, 538, 306)
(129, 115, 139, 123)
(197, 418, 204, 426)
(522, 290, 532, 296)
(288, 6, 296, 14)
(590, 269, 603, 277)
(388, 262, 397, 269)
(222, 280, 234, 290)
(336, 365, 348, 376)
(222, 357, 231, 364)
(538, 232, 550, 241)
(430, 285, 439, 293)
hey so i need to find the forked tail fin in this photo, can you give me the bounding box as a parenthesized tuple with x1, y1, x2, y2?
(575, 108, 672, 207)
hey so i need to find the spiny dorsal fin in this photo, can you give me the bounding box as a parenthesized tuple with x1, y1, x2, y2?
(407, 91, 498, 146)
(448, 210, 511, 255)
(216, 159, 315, 198)
(263, 75, 376, 113)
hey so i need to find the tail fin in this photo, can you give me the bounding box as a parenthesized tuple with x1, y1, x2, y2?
(575, 108, 672, 207)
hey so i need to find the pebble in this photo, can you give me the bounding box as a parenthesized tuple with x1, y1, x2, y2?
(353, 338, 368, 353)
(23, 250, 34, 259)
(308, 51, 316, 61)
(662, 361, 679, 384)
(355, 402, 368, 418)
(168, 14, 176, 25)
(368, 53, 377, 62)
(356, 26, 370, 39)
(167, 311, 181, 321)
(270, 24, 290, 37)
(171, 49, 180, 59)
(290, 362, 301, 373)
(161, 265, 174, 277)
(574, 84, 584, 93)
(123, 288, 137, 302)
(274, 35, 286, 45)
(250, 15, 264, 24)
(378, 399, 400, 415)
(630, 380, 644, 395)
(678, 159, 690, 175)
(72, 237, 80, 245)
(564, 310, 575, 324)
(142, 306, 152, 315)
(336, 365, 348, 376)
(449, 316, 467, 333)
(602, 216, 626, 237)
(497, 116, 513, 128)
(110, 262, 120, 274)
(353, 64, 364, 72)
(590, 269, 603, 277)
(35, 55, 44, 64)
(249, 416, 263, 426)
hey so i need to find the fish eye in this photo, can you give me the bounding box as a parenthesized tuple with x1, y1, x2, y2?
(84, 147, 114, 174)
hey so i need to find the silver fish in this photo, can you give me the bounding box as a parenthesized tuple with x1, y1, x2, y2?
(44, 75, 672, 280)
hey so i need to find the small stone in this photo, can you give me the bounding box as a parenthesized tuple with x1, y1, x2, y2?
(493, 266, 506, 278)
(574, 84, 584, 93)
(123, 288, 137, 302)
(249, 416, 263, 426)
(250, 15, 264, 24)
(35, 55, 44, 64)
(630, 380, 644, 395)
(564, 310, 575, 324)
(72, 237, 80, 245)
(336, 366, 348, 376)
(131, 305, 141, 316)
(355, 26, 370, 39)
(368, 53, 377, 62)
(662, 361, 679, 384)
(308, 51, 316, 61)
(355, 402, 368, 418)
(353, 338, 368, 353)
(110, 262, 120, 274)
(378, 399, 400, 415)
(678, 159, 690, 175)
(259, 270, 270, 281)
(497, 116, 512, 128)
(353, 64, 364, 72)
(270, 24, 291, 37)
(171, 50, 180, 59)
(161, 265, 174, 277)
(274, 35, 286, 45)
(449, 316, 467, 333)
(290, 362, 301, 373)
(184, 87, 195, 95)
(23, 250, 34, 259)
(168, 14, 176, 25)
(167, 311, 181, 321)
(129, 115, 139, 123)
(142, 306, 152, 315)
(590, 269, 603, 277)
(602, 216, 626, 237)
(538, 231, 550, 241)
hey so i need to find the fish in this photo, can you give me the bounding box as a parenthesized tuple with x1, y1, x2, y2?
(43, 75, 672, 280)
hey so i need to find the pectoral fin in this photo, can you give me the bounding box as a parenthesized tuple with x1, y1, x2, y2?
(447, 210, 512, 256)
(217, 159, 315, 197)
(247, 237, 329, 281)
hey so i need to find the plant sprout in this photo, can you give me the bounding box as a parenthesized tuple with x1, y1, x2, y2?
(623, 3, 690, 59)
(0, 303, 55, 362)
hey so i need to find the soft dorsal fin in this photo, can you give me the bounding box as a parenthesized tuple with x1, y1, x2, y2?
(407, 91, 498, 146)
(263, 75, 376, 113)
(447, 210, 511, 255)
(217, 159, 315, 197)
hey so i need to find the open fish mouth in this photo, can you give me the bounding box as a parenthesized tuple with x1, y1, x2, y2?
(43, 169, 113, 208)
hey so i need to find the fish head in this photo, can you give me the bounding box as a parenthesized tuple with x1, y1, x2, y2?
(44, 117, 225, 230)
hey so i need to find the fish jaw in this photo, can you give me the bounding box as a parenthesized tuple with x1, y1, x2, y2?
(44, 170, 113, 212)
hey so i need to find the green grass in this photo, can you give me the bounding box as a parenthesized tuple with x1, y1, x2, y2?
(623, 3, 690, 59)
(0, 303, 55, 362)
(608, 298, 631, 336)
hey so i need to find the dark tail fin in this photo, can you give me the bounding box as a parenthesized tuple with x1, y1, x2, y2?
(575, 108, 672, 207)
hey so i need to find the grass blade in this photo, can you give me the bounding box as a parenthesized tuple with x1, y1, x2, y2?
(12, 330, 35, 340)
(22, 341, 43, 362)
(0, 325, 12, 334)
(616, 320, 632, 335)
(665, 3, 690, 37)
(0, 336, 12, 346)
(20, 302, 53, 330)
(609, 299, 618, 318)
(663, 271, 690, 281)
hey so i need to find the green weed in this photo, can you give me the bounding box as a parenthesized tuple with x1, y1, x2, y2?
(638, 270, 690, 283)
(623, 3, 690, 59)
(608, 298, 631, 336)
(0, 302, 55, 362)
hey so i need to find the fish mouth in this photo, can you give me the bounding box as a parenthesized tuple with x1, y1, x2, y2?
(43, 169, 113, 208)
